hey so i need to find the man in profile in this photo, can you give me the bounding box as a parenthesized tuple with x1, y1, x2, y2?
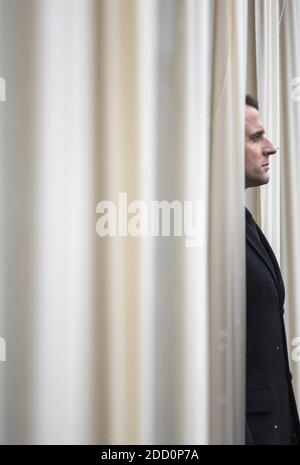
(245, 94, 300, 444)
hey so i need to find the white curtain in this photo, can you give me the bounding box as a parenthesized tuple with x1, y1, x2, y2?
(0, 0, 247, 444)
(280, 0, 300, 409)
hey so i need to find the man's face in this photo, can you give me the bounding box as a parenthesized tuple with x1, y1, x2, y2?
(245, 105, 277, 188)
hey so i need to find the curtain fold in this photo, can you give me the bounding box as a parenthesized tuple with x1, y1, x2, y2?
(280, 0, 300, 411)
(208, 0, 247, 445)
(254, 0, 280, 256)
(0, 0, 247, 444)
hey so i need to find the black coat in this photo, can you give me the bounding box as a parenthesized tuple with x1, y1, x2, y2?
(245, 207, 300, 445)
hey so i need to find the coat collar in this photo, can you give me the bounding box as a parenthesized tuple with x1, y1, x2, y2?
(245, 208, 285, 306)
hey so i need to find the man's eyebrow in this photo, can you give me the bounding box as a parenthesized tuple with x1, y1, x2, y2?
(249, 129, 265, 138)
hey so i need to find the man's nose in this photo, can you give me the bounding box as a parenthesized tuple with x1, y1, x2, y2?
(263, 138, 277, 156)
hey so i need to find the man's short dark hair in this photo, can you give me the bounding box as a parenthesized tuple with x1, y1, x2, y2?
(246, 94, 259, 110)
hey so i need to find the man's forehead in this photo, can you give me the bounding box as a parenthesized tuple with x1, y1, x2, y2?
(245, 105, 265, 133)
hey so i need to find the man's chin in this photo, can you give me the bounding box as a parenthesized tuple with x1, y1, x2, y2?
(261, 174, 270, 185)
(245, 176, 270, 188)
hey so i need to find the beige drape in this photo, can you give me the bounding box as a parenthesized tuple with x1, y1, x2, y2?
(280, 0, 300, 409)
